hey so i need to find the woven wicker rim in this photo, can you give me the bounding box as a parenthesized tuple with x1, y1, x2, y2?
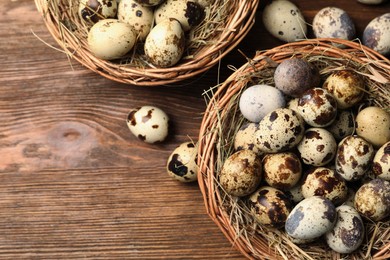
(197, 38, 390, 260)
(34, 0, 259, 86)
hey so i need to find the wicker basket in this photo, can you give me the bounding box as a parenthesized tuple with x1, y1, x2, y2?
(197, 38, 390, 259)
(34, 0, 259, 86)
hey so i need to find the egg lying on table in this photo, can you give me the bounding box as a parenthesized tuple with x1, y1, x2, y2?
(88, 19, 137, 60)
(262, 0, 307, 42)
(126, 105, 169, 143)
(144, 18, 186, 67)
(79, 0, 118, 23)
(167, 142, 198, 182)
(363, 13, 390, 56)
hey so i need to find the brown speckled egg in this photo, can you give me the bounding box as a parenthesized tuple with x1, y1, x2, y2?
(219, 150, 262, 197)
(154, 0, 205, 32)
(134, 0, 165, 6)
(322, 70, 365, 109)
(297, 128, 337, 166)
(372, 141, 390, 180)
(79, 0, 117, 23)
(248, 186, 293, 228)
(356, 106, 390, 148)
(312, 7, 356, 47)
(256, 108, 305, 153)
(363, 13, 390, 56)
(166, 142, 198, 182)
(301, 167, 348, 206)
(354, 178, 390, 221)
(285, 196, 337, 240)
(326, 110, 355, 141)
(325, 205, 364, 254)
(285, 184, 305, 204)
(263, 152, 302, 190)
(335, 136, 375, 181)
(274, 59, 320, 97)
(126, 105, 169, 143)
(234, 122, 262, 155)
(298, 88, 338, 127)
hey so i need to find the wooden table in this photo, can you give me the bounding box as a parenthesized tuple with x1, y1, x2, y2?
(1, 0, 389, 259)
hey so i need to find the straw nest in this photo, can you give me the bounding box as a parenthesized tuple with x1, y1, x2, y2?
(34, 0, 259, 86)
(198, 38, 390, 260)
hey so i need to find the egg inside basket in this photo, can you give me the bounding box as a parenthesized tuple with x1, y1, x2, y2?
(197, 38, 390, 259)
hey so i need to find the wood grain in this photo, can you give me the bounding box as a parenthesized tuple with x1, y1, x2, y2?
(0, 0, 389, 259)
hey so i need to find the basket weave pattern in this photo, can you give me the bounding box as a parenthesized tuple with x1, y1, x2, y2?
(198, 38, 390, 259)
(34, 0, 259, 86)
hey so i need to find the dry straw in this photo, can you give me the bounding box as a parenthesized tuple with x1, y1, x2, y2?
(198, 38, 390, 260)
(34, 0, 259, 86)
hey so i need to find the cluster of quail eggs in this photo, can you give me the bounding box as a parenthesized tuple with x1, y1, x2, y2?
(79, 0, 211, 67)
(262, 0, 390, 56)
(219, 57, 390, 254)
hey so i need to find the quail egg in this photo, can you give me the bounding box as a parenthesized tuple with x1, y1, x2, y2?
(134, 0, 165, 6)
(312, 7, 356, 47)
(234, 122, 262, 155)
(274, 59, 320, 97)
(326, 110, 355, 141)
(219, 149, 262, 197)
(118, 0, 154, 40)
(239, 84, 286, 123)
(248, 186, 293, 228)
(255, 108, 305, 153)
(285, 184, 305, 204)
(354, 178, 390, 221)
(262, 0, 307, 42)
(325, 205, 365, 254)
(301, 167, 348, 205)
(322, 70, 365, 109)
(155, 0, 205, 32)
(88, 19, 137, 60)
(298, 128, 337, 166)
(144, 18, 186, 67)
(167, 142, 198, 182)
(285, 196, 337, 240)
(297, 88, 338, 127)
(126, 105, 169, 143)
(372, 141, 390, 180)
(263, 152, 302, 190)
(335, 135, 375, 181)
(356, 106, 390, 148)
(363, 13, 390, 56)
(79, 0, 118, 23)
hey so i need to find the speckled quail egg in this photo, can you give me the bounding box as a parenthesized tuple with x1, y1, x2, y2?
(335, 135, 375, 181)
(312, 7, 356, 47)
(297, 128, 337, 166)
(79, 0, 118, 23)
(234, 122, 262, 155)
(285, 196, 337, 240)
(126, 105, 169, 143)
(274, 59, 320, 97)
(287, 98, 300, 114)
(134, 0, 165, 6)
(262, 0, 307, 42)
(301, 167, 348, 206)
(356, 106, 390, 148)
(297, 88, 338, 127)
(255, 108, 305, 153)
(285, 184, 304, 204)
(322, 70, 365, 109)
(263, 152, 302, 190)
(144, 18, 185, 67)
(88, 19, 137, 60)
(373, 141, 390, 180)
(325, 205, 365, 254)
(354, 178, 390, 221)
(118, 0, 154, 40)
(363, 13, 390, 56)
(155, 0, 205, 32)
(239, 84, 286, 123)
(219, 149, 262, 197)
(248, 186, 293, 228)
(342, 188, 356, 207)
(326, 110, 355, 141)
(167, 142, 198, 182)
